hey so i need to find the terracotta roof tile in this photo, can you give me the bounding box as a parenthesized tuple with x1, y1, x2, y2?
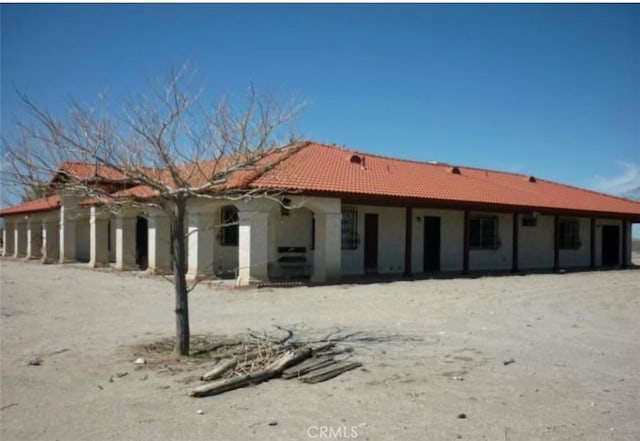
(0, 195, 61, 216)
(251, 142, 640, 217)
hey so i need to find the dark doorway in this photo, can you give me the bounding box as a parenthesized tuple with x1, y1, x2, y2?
(136, 216, 149, 270)
(364, 213, 378, 274)
(601, 225, 620, 266)
(423, 216, 441, 272)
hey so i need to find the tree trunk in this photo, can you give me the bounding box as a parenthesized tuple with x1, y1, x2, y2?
(172, 197, 190, 356)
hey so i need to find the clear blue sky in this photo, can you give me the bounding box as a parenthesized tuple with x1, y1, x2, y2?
(2, 4, 639, 203)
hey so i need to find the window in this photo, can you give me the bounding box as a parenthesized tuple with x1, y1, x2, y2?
(219, 205, 239, 246)
(341, 207, 358, 249)
(469, 215, 500, 249)
(558, 218, 580, 249)
(280, 198, 291, 217)
(311, 217, 315, 250)
(522, 215, 537, 227)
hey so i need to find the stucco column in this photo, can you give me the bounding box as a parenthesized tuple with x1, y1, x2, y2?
(42, 216, 60, 263)
(59, 205, 77, 263)
(312, 212, 342, 283)
(3, 223, 15, 257)
(90, 207, 110, 267)
(237, 210, 270, 285)
(26, 217, 43, 259)
(115, 213, 137, 270)
(187, 211, 215, 279)
(14, 221, 27, 258)
(148, 212, 172, 274)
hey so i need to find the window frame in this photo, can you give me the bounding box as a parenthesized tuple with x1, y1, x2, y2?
(558, 218, 581, 250)
(469, 215, 500, 250)
(341, 206, 359, 250)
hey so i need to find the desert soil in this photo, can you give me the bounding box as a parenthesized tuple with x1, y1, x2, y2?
(1, 259, 639, 441)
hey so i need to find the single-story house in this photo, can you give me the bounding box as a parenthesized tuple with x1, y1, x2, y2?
(1, 141, 639, 285)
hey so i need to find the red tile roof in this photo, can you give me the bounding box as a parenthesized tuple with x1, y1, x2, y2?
(0, 195, 61, 216)
(2, 141, 639, 218)
(251, 142, 640, 217)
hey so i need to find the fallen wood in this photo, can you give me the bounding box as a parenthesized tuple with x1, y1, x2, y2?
(200, 350, 267, 381)
(200, 359, 238, 381)
(298, 360, 362, 384)
(190, 370, 275, 397)
(266, 346, 313, 373)
(282, 356, 337, 379)
(191, 346, 313, 397)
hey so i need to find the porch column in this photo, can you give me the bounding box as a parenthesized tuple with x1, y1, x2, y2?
(621, 219, 628, 268)
(115, 213, 137, 270)
(26, 217, 42, 259)
(42, 216, 60, 263)
(237, 209, 270, 285)
(59, 205, 77, 263)
(312, 211, 342, 283)
(148, 212, 172, 274)
(14, 221, 27, 258)
(3, 222, 15, 257)
(187, 211, 215, 279)
(90, 207, 109, 267)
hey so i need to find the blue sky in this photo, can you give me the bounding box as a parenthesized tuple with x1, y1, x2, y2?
(1, 4, 639, 205)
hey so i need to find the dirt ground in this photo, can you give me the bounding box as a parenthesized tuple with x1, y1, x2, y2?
(1, 259, 639, 441)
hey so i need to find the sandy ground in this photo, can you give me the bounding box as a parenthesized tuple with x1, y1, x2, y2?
(1, 259, 639, 441)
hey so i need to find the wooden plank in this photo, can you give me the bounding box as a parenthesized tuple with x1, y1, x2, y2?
(190, 370, 275, 397)
(281, 356, 337, 379)
(298, 360, 362, 384)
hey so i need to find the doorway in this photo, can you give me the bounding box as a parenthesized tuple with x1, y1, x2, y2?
(601, 225, 620, 266)
(364, 213, 378, 274)
(136, 216, 149, 270)
(423, 216, 441, 272)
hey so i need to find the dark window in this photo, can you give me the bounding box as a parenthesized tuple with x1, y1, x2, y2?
(522, 215, 537, 227)
(558, 218, 580, 249)
(311, 216, 315, 250)
(341, 207, 358, 249)
(220, 205, 239, 246)
(280, 198, 291, 217)
(470, 215, 500, 249)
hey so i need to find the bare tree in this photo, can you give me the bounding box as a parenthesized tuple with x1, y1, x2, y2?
(1, 65, 303, 355)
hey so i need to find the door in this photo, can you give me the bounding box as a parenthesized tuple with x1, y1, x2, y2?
(423, 216, 441, 272)
(136, 216, 149, 270)
(364, 213, 378, 274)
(601, 225, 620, 266)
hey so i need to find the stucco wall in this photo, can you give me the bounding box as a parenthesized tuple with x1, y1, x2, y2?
(558, 217, 591, 268)
(341, 205, 406, 275)
(411, 208, 464, 273)
(468, 211, 513, 271)
(519, 214, 554, 270)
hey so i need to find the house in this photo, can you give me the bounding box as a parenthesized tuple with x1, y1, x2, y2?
(1, 141, 639, 285)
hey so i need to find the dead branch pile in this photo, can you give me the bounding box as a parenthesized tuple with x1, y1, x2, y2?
(189, 330, 362, 398)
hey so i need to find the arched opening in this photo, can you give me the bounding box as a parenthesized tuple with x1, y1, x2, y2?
(136, 216, 148, 270)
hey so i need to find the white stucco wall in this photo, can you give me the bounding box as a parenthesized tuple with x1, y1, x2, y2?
(519, 214, 554, 270)
(341, 205, 406, 275)
(468, 211, 513, 271)
(558, 217, 590, 268)
(411, 208, 464, 273)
